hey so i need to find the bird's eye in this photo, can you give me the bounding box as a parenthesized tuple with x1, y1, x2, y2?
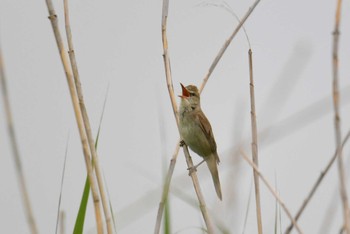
(189, 92, 195, 97)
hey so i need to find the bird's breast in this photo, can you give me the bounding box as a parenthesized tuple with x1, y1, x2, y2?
(179, 113, 212, 157)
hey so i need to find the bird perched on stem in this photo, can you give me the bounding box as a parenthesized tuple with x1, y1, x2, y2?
(178, 83, 222, 200)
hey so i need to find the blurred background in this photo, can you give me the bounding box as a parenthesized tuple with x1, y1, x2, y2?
(1, 0, 350, 233)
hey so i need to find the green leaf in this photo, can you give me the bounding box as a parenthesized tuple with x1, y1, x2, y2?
(73, 177, 90, 234)
(73, 85, 109, 234)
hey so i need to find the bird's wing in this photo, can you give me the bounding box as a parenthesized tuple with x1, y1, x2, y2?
(196, 111, 217, 152)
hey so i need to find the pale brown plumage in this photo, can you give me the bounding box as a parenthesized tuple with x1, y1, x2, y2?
(178, 83, 222, 200)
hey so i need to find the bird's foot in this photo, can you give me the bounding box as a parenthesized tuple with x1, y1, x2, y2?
(187, 166, 197, 176)
(179, 140, 185, 147)
(187, 160, 206, 175)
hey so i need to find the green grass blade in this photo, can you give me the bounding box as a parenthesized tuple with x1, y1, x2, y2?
(73, 177, 90, 234)
(274, 172, 282, 234)
(55, 133, 70, 234)
(163, 199, 171, 234)
(109, 197, 117, 233)
(95, 83, 109, 150)
(102, 169, 117, 232)
(73, 84, 109, 234)
(242, 178, 253, 234)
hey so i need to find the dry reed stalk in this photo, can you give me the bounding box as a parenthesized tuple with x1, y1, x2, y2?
(0, 46, 38, 234)
(332, 0, 350, 232)
(60, 211, 66, 234)
(182, 145, 215, 234)
(199, 0, 261, 93)
(45, 1, 103, 232)
(240, 151, 303, 234)
(63, 1, 113, 233)
(248, 49, 263, 234)
(156, 0, 214, 233)
(154, 0, 182, 230)
(286, 129, 350, 233)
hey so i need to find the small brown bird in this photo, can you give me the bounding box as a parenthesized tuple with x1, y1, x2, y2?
(178, 83, 222, 200)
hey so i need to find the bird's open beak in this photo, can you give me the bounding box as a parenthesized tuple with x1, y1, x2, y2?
(179, 83, 190, 98)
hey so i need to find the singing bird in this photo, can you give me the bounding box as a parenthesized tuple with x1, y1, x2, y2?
(178, 83, 222, 200)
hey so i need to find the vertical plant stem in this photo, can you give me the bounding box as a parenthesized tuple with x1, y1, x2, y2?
(241, 179, 253, 234)
(154, 0, 182, 230)
(0, 46, 38, 234)
(63, 1, 113, 233)
(60, 211, 66, 234)
(156, 0, 214, 233)
(332, 0, 350, 232)
(240, 151, 303, 234)
(248, 49, 263, 234)
(154, 143, 180, 234)
(55, 133, 69, 234)
(45, 1, 103, 233)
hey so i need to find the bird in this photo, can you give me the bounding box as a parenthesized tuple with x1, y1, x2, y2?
(178, 83, 222, 200)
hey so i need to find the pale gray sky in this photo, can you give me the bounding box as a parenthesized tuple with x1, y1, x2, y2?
(1, 0, 350, 233)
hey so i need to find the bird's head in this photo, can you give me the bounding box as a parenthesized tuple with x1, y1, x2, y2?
(179, 83, 200, 111)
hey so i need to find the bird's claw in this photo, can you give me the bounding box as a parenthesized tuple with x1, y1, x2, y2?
(187, 166, 197, 176)
(180, 140, 185, 147)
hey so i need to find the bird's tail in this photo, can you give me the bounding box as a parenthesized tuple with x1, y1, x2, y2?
(206, 154, 222, 200)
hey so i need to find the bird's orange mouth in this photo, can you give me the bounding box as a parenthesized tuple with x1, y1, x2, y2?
(179, 83, 190, 98)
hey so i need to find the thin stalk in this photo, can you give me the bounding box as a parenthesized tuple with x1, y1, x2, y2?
(154, 2, 182, 230)
(63, 1, 113, 233)
(157, 87, 172, 234)
(248, 49, 263, 234)
(55, 133, 69, 234)
(60, 211, 66, 234)
(241, 179, 253, 234)
(285, 129, 350, 233)
(156, 0, 214, 233)
(199, 0, 261, 93)
(240, 151, 303, 234)
(182, 145, 215, 234)
(332, 0, 350, 232)
(0, 45, 38, 234)
(154, 143, 180, 234)
(45, 1, 103, 232)
(163, 198, 171, 234)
